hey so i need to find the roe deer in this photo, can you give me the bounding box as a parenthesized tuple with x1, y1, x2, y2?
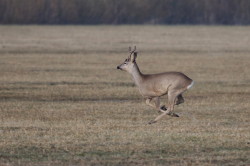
(117, 46, 194, 124)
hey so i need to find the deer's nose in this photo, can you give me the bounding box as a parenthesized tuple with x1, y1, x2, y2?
(117, 66, 120, 69)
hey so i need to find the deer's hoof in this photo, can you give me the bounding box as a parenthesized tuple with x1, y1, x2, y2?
(160, 105, 167, 111)
(171, 113, 179, 117)
(167, 112, 179, 117)
(148, 120, 157, 124)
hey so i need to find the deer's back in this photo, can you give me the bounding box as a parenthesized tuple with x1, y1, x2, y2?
(138, 72, 192, 97)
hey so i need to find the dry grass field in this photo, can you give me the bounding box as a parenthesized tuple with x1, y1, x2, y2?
(0, 25, 250, 166)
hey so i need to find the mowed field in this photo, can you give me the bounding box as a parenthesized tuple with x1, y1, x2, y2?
(0, 25, 250, 166)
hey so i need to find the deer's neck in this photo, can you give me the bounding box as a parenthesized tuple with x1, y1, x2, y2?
(131, 63, 144, 86)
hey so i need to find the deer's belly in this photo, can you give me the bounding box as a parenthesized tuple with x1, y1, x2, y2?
(138, 86, 167, 98)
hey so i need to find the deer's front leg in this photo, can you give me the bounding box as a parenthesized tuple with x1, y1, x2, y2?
(145, 97, 166, 113)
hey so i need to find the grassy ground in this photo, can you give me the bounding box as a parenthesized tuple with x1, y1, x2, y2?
(0, 25, 250, 166)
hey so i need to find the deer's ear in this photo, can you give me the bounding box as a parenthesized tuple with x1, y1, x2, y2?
(131, 52, 137, 62)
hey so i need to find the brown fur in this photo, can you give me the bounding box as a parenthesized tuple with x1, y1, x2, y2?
(117, 48, 193, 124)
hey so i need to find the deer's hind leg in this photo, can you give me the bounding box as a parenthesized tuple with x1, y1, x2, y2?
(176, 94, 184, 105)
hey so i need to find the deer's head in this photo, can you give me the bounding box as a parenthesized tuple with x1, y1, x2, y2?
(117, 46, 137, 73)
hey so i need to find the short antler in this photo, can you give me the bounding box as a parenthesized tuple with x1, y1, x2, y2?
(129, 46, 136, 53)
(128, 46, 137, 59)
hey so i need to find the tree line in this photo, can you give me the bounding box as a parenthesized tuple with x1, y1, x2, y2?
(0, 0, 250, 24)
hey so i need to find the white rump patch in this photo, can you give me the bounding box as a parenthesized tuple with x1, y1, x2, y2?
(187, 81, 194, 89)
